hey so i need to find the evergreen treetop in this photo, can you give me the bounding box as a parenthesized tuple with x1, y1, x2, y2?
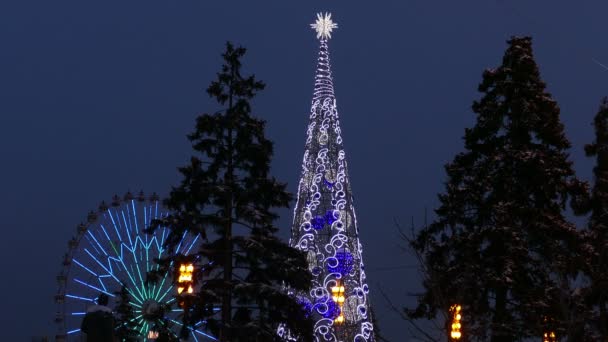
(410, 36, 587, 341)
(149, 42, 313, 342)
(582, 97, 608, 339)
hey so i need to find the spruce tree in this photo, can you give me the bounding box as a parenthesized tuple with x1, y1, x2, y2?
(114, 285, 140, 342)
(582, 97, 608, 339)
(149, 42, 313, 342)
(409, 36, 587, 341)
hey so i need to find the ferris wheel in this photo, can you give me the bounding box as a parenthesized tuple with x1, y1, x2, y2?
(54, 191, 215, 341)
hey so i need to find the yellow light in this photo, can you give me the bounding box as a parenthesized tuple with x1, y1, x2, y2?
(332, 296, 338, 302)
(450, 304, 462, 340)
(179, 265, 186, 272)
(177, 287, 184, 294)
(187, 285, 193, 294)
(338, 296, 345, 303)
(331, 286, 339, 293)
(335, 315, 344, 324)
(186, 264, 194, 272)
(339, 286, 345, 292)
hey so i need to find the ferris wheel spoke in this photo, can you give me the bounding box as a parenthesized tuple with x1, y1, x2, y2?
(175, 231, 188, 254)
(144, 206, 149, 228)
(87, 231, 108, 257)
(130, 247, 146, 285)
(146, 241, 151, 273)
(151, 264, 171, 301)
(156, 278, 174, 303)
(72, 258, 98, 277)
(118, 259, 146, 301)
(157, 227, 167, 251)
(191, 330, 200, 342)
(141, 321, 149, 335)
(97, 277, 108, 292)
(131, 201, 140, 232)
(84, 234, 102, 256)
(84, 249, 122, 284)
(122, 211, 135, 246)
(73, 278, 115, 297)
(130, 302, 143, 309)
(193, 328, 218, 341)
(108, 210, 123, 242)
(149, 282, 158, 301)
(66, 294, 95, 302)
(99, 224, 113, 244)
(185, 234, 200, 255)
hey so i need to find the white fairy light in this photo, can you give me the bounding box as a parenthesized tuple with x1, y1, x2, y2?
(280, 13, 375, 341)
(311, 12, 338, 40)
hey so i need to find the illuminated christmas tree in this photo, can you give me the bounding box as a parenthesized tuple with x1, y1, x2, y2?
(280, 13, 375, 342)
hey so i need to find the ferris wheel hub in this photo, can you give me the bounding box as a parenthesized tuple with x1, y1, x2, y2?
(142, 299, 163, 321)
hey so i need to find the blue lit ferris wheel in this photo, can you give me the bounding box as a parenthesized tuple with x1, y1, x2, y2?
(54, 192, 216, 341)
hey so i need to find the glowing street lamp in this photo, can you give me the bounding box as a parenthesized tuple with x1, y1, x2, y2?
(177, 263, 194, 295)
(543, 317, 557, 342)
(331, 282, 346, 324)
(543, 331, 557, 342)
(449, 304, 462, 340)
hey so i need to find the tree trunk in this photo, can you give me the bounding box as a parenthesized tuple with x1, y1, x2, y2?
(491, 287, 511, 342)
(220, 64, 236, 342)
(600, 295, 607, 340)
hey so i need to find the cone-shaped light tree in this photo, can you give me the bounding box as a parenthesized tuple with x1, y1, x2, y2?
(280, 13, 375, 342)
(409, 37, 588, 341)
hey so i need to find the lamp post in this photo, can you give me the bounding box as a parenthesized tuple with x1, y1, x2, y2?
(331, 281, 346, 324)
(543, 317, 557, 342)
(178, 263, 194, 296)
(177, 262, 195, 340)
(449, 304, 462, 341)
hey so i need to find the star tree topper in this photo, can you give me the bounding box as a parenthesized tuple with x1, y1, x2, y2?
(311, 12, 338, 40)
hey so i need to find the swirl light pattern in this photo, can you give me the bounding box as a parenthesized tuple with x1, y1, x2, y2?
(282, 13, 375, 342)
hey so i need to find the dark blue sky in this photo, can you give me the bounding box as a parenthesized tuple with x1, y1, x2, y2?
(2, 1, 607, 340)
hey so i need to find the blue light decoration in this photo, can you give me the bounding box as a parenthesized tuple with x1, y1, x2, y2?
(311, 215, 325, 230)
(278, 12, 375, 342)
(327, 251, 354, 276)
(298, 297, 314, 318)
(323, 177, 334, 189)
(314, 296, 341, 320)
(325, 210, 338, 226)
(55, 192, 216, 341)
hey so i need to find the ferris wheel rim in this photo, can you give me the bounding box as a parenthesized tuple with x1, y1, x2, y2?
(54, 191, 214, 342)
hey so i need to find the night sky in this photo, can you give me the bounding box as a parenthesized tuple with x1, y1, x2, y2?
(2, 1, 608, 340)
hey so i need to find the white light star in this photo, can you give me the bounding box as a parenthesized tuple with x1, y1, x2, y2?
(311, 12, 338, 40)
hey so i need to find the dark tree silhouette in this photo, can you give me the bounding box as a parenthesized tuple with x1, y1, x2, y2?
(148, 42, 313, 342)
(114, 285, 140, 342)
(408, 37, 588, 341)
(582, 97, 608, 340)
